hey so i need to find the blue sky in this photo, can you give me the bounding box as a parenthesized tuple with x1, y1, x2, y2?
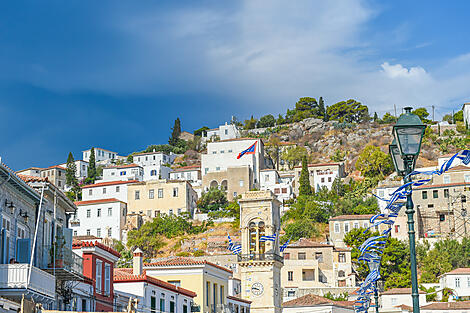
(1, 1, 470, 170)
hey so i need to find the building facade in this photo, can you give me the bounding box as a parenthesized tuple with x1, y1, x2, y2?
(463, 103, 470, 127)
(170, 165, 202, 186)
(81, 180, 138, 203)
(293, 163, 345, 195)
(328, 215, 388, 248)
(101, 164, 144, 182)
(439, 268, 470, 300)
(133, 151, 177, 167)
(83, 148, 118, 163)
(40, 165, 67, 190)
(202, 122, 240, 143)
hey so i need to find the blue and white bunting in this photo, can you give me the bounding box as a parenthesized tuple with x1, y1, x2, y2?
(227, 234, 242, 255)
(259, 233, 277, 242)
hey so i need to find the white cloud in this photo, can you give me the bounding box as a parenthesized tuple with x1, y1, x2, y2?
(380, 62, 429, 80)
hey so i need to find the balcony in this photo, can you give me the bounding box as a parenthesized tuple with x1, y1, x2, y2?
(237, 253, 283, 264)
(42, 245, 84, 280)
(0, 264, 55, 301)
(211, 304, 232, 313)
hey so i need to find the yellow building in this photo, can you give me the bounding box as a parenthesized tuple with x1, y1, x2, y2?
(127, 180, 197, 218)
(144, 258, 250, 313)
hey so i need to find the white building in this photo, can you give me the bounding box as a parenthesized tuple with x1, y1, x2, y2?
(260, 169, 294, 204)
(101, 164, 144, 182)
(81, 180, 137, 203)
(114, 251, 197, 313)
(463, 103, 470, 126)
(201, 122, 240, 143)
(83, 148, 118, 163)
(380, 288, 426, 313)
(143, 165, 172, 181)
(59, 160, 89, 180)
(283, 294, 354, 313)
(439, 153, 470, 169)
(133, 151, 177, 166)
(169, 165, 202, 186)
(16, 167, 43, 177)
(294, 163, 345, 194)
(439, 268, 470, 300)
(420, 301, 470, 313)
(71, 198, 127, 241)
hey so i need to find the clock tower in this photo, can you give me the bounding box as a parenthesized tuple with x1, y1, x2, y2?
(238, 190, 283, 313)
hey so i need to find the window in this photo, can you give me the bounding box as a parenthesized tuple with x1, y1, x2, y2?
(173, 188, 178, 197)
(462, 195, 467, 203)
(170, 301, 175, 313)
(428, 204, 434, 209)
(444, 189, 449, 198)
(96, 260, 102, 292)
(284, 253, 290, 259)
(155, 210, 160, 217)
(183, 305, 188, 313)
(225, 129, 228, 135)
(206, 282, 210, 306)
(151, 170, 157, 176)
(338, 253, 346, 263)
(274, 188, 280, 194)
(433, 190, 438, 198)
(216, 166, 220, 171)
(135, 191, 140, 200)
(58, 181, 61, 187)
(315, 252, 323, 263)
(440, 214, 445, 222)
(177, 208, 182, 215)
(97, 228, 101, 237)
(465, 174, 470, 183)
(108, 208, 112, 216)
(120, 171, 126, 176)
(334, 222, 340, 233)
(288, 271, 293, 281)
(104, 264, 111, 294)
(467, 277, 470, 287)
(395, 225, 400, 233)
(108, 228, 112, 237)
(228, 149, 233, 153)
(116, 186, 120, 192)
(168, 280, 181, 287)
(422, 191, 427, 199)
(73, 230, 77, 236)
(149, 189, 155, 199)
(391, 298, 397, 305)
(363, 222, 369, 228)
(321, 177, 325, 183)
(239, 180, 244, 187)
(158, 188, 163, 198)
(302, 269, 315, 281)
(86, 209, 91, 218)
(287, 290, 295, 297)
(97, 208, 101, 217)
(220, 150, 224, 154)
(103, 187, 106, 194)
(151, 297, 157, 313)
(282, 188, 287, 193)
(378, 190, 385, 198)
(212, 151, 217, 154)
(220, 286, 224, 304)
(205, 168, 209, 174)
(86, 229, 91, 236)
(169, 209, 173, 215)
(444, 175, 451, 184)
(298, 252, 306, 260)
(456, 277, 461, 288)
(338, 270, 345, 278)
(353, 222, 359, 229)
(89, 189, 93, 196)
(160, 298, 165, 312)
(233, 192, 237, 197)
(344, 222, 350, 233)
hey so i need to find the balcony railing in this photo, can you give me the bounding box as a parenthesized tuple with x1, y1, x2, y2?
(0, 264, 55, 298)
(237, 253, 283, 263)
(211, 304, 232, 313)
(42, 245, 83, 280)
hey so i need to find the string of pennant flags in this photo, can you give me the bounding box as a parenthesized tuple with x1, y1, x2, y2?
(354, 149, 470, 313)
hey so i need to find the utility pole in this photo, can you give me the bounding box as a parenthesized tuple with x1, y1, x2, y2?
(432, 105, 435, 122)
(394, 104, 397, 117)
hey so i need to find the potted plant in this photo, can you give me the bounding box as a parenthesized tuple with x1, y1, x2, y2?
(49, 235, 65, 268)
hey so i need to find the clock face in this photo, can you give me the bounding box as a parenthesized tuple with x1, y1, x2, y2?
(251, 282, 264, 296)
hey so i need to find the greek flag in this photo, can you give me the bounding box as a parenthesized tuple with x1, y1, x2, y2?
(227, 234, 242, 255)
(259, 233, 277, 242)
(280, 238, 291, 252)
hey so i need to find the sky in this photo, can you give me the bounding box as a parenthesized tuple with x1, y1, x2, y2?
(1, 1, 470, 170)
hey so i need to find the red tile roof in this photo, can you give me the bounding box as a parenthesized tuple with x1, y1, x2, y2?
(227, 295, 251, 304)
(395, 304, 412, 311)
(287, 238, 334, 248)
(81, 180, 138, 189)
(294, 162, 341, 169)
(329, 214, 383, 221)
(415, 182, 470, 190)
(74, 198, 125, 206)
(421, 301, 470, 310)
(145, 257, 233, 274)
(114, 268, 196, 298)
(448, 165, 470, 171)
(217, 137, 264, 143)
(133, 151, 169, 157)
(72, 240, 121, 258)
(381, 288, 425, 295)
(18, 174, 49, 183)
(444, 268, 470, 275)
(172, 165, 201, 172)
(283, 294, 354, 308)
(104, 163, 142, 169)
(45, 165, 66, 170)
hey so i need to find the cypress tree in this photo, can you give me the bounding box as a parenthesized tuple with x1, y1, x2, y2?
(66, 152, 78, 187)
(299, 155, 313, 196)
(318, 97, 326, 119)
(169, 118, 182, 146)
(373, 112, 378, 122)
(87, 147, 96, 183)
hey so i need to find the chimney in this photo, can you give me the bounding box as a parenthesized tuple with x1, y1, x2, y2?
(133, 248, 143, 276)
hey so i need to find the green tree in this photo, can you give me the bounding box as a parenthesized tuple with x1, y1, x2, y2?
(420, 249, 452, 283)
(327, 99, 369, 123)
(244, 116, 258, 130)
(295, 97, 317, 111)
(127, 222, 167, 257)
(299, 156, 313, 196)
(454, 110, 464, 122)
(276, 114, 286, 125)
(442, 114, 453, 124)
(356, 145, 393, 178)
(331, 149, 346, 162)
(265, 136, 281, 169)
(412, 108, 431, 123)
(197, 187, 228, 213)
(281, 146, 308, 169)
(169, 118, 182, 146)
(194, 126, 209, 137)
(282, 219, 319, 242)
(257, 114, 276, 128)
(65, 152, 79, 200)
(381, 112, 397, 124)
(318, 97, 326, 120)
(373, 112, 378, 122)
(86, 147, 97, 184)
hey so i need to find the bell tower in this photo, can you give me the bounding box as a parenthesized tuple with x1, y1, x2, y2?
(238, 190, 283, 313)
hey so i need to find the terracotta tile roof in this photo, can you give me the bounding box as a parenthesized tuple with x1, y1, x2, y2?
(444, 268, 470, 275)
(227, 295, 251, 304)
(421, 301, 470, 310)
(114, 268, 196, 298)
(17, 167, 44, 172)
(216, 137, 264, 143)
(381, 288, 425, 295)
(415, 182, 470, 190)
(260, 168, 277, 172)
(283, 294, 353, 308)
(45, 165, 66, 170)
(145, 257, 233, 274)
(334, 247, 352, 252)
(395, 304, 412, 311)
(134, 151, 169, 157)
(72, 240, 121, 258)
(172, 165, 201, 172)
(104, 163, 142, 169)
(74, 198, 125, 206)
(294, 162, 341, 169)
(73, 235, 100, 240)
(81, 180, 138, 189)
(447, 165, 470, 171)
(329, 214, 382, 221)
(287, 238, 334, 249)
(18, 174, 49, 183)
(83, 147, 117, 153)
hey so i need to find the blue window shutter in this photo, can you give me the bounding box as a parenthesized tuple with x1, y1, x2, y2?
(16, 239, 31, 263)
(2, 229, 9, 264)
(63, 228, 73, 250)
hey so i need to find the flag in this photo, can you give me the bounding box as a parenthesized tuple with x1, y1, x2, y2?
(227, 234, 242, 255)
(259, 233, 277, 242)
(237, 141, 257, 159)
(280, 238, 291, 252)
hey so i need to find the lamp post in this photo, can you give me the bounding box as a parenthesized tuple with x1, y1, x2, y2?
(390, 107, 426, 313)
(367, 254, 381, 313)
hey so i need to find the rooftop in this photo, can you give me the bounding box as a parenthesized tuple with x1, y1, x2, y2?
(104, 163, 142, 169)
(421, 301, 470, 310)
(286, 238, 334, 249)
(381, 288, 425, 295)
(415, 182, 470, 190)
(114, 268, 196, 298)
(329, 214, 381, 221)
(72, 240, 121, 258)
(226, 296, 251, 304)
(294, 162, 342, 169)
(145, 257, 233, 274)
(443, 268, 470, 275)
(81, 180, 139, 189)
(82, 147, 117, 153)
(74, 198, 125, 206)
(172, 165, 201, 172)
(283, 294, 354, 308)
(133, 151, 169, 157)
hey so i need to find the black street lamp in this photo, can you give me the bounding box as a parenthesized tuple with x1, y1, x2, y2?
(367, 254, 381, 313)
(390, 107, 426, 313)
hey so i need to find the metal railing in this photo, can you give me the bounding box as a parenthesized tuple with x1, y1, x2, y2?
(237, 252, 283, 263)
(0, 264, 56, 297)
(210, 304, 233, 313)
(43, 245, 83, 276)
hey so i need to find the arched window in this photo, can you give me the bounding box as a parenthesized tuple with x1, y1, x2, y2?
(249, 222, 257, 254)
(258, 221, 266, 254)
(338, 270, 345, 278)
(150, 170, 157, 176)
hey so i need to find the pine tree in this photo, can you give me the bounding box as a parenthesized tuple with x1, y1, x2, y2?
(87, 147, 96, 183)
(299, 155, 313, 196)
(169, 118, 182, 146)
